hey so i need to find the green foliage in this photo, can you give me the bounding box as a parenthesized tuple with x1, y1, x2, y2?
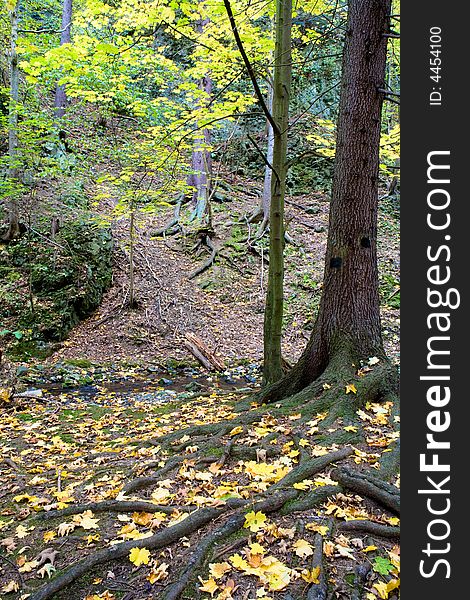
(372, 556, 395, 576)
(0, 218, 113, 357)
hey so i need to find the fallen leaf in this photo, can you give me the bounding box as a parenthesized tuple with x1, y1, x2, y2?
(244, 511, 267, 532)
(198, 576, 219, 596)
(129, 547, 150, 567)
(209, 561, 231, 579)
(301, 566, 321, 583)
(293, 539, 314, 558)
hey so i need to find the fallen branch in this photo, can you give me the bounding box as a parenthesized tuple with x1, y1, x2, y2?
(184, 332, 225, 371)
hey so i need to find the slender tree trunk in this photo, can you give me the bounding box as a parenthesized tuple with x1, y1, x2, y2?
(189, 74, 212, 222)
(129, 209, 136, 308)
(263, 0, 391, 400)
(3, 0, 20, 241)
(262, 0, 292, 385)
(259, 79, 274, 232)
(54, 0, 72, 119)
(189, 15, 212, 223)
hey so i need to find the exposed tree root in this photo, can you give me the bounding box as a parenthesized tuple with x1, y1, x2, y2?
(29, 504, 235, 600)
(269, 447, 354, 493)
(337, 519, 400, 539)
(350, 562, 371, 600)
(36, 500, 183, 520)
(162, 513, 246, 600)
(188, 235, 219, 279)
(162, 489, 298, 600)
(307, 533, 328, 600)
(279, 485, 341, 515)
(29, 489, 298, 600)
(152, 198, 184, 237)
(331, 466, 400, 515)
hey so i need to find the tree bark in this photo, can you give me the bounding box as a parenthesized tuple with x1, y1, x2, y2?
(54, 0, 73, 119)
(263, 0, 391, 400)
(260, 77, 274, 230)
(188, 15, 212, 222)
(262, 0, 292, 386)
(3, 0, 20, 241)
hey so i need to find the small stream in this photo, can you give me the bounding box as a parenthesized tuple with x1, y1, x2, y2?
(24, 363, 261, 406)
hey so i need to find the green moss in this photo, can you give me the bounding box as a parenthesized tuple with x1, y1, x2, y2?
(1, 219, 113, 358)
(64, 358, 94, 368)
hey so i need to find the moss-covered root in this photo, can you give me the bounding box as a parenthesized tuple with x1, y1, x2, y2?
(331, 466, 400, 515)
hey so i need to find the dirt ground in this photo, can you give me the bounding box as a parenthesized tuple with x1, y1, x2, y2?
(49, 176, 400, 370)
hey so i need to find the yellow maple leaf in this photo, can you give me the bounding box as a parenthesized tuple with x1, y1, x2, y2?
(293, 539, 314, 558)
(2, 580, 20, 593)
(345, 384, 357, 394)
(229, 426, 244, 436)
(388, 546, 400, 571)
(132, 512, 154, 526)
(262, 559, 292, 591)
(147, 562, 169, 583)
(209, 561, 231, 579)
(230, 553, 249, 571)
(293, 479, 313, 490)
(305, 523, 329, 536)
(129, 547, 151, 567)
(57, 522, 76, 537)
(198, 576, 219, 596)
(73, 510, 99, 530)
(43, 530, 57, 543)
(386, 578, 400, 593)
(343, 425, 358, 432)
(250, 542, 266, 555)
(244, 511, 267, 532)
(323, 541, 335, 557)
(301, 566, 321, 583)
(373, 581, 389, 599)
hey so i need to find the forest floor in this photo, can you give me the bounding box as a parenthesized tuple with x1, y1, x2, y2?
(47, 174, 400, 369)
(1, 177, 400, 600)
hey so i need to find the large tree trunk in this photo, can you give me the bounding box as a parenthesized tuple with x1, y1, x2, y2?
(54, 0, 73, 119)
(263, 0, 391, 401)
(2, 0, 20, 241)
(262, 0, 292, 385)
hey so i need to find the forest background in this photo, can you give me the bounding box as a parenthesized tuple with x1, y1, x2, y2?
(0, 1, 401, 599)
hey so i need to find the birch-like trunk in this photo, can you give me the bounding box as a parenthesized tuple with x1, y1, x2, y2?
(54, 0, 72, 119)
(3, 0, 20, 240)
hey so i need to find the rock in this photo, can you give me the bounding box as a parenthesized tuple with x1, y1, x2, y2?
(16, 388, 43, 398)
